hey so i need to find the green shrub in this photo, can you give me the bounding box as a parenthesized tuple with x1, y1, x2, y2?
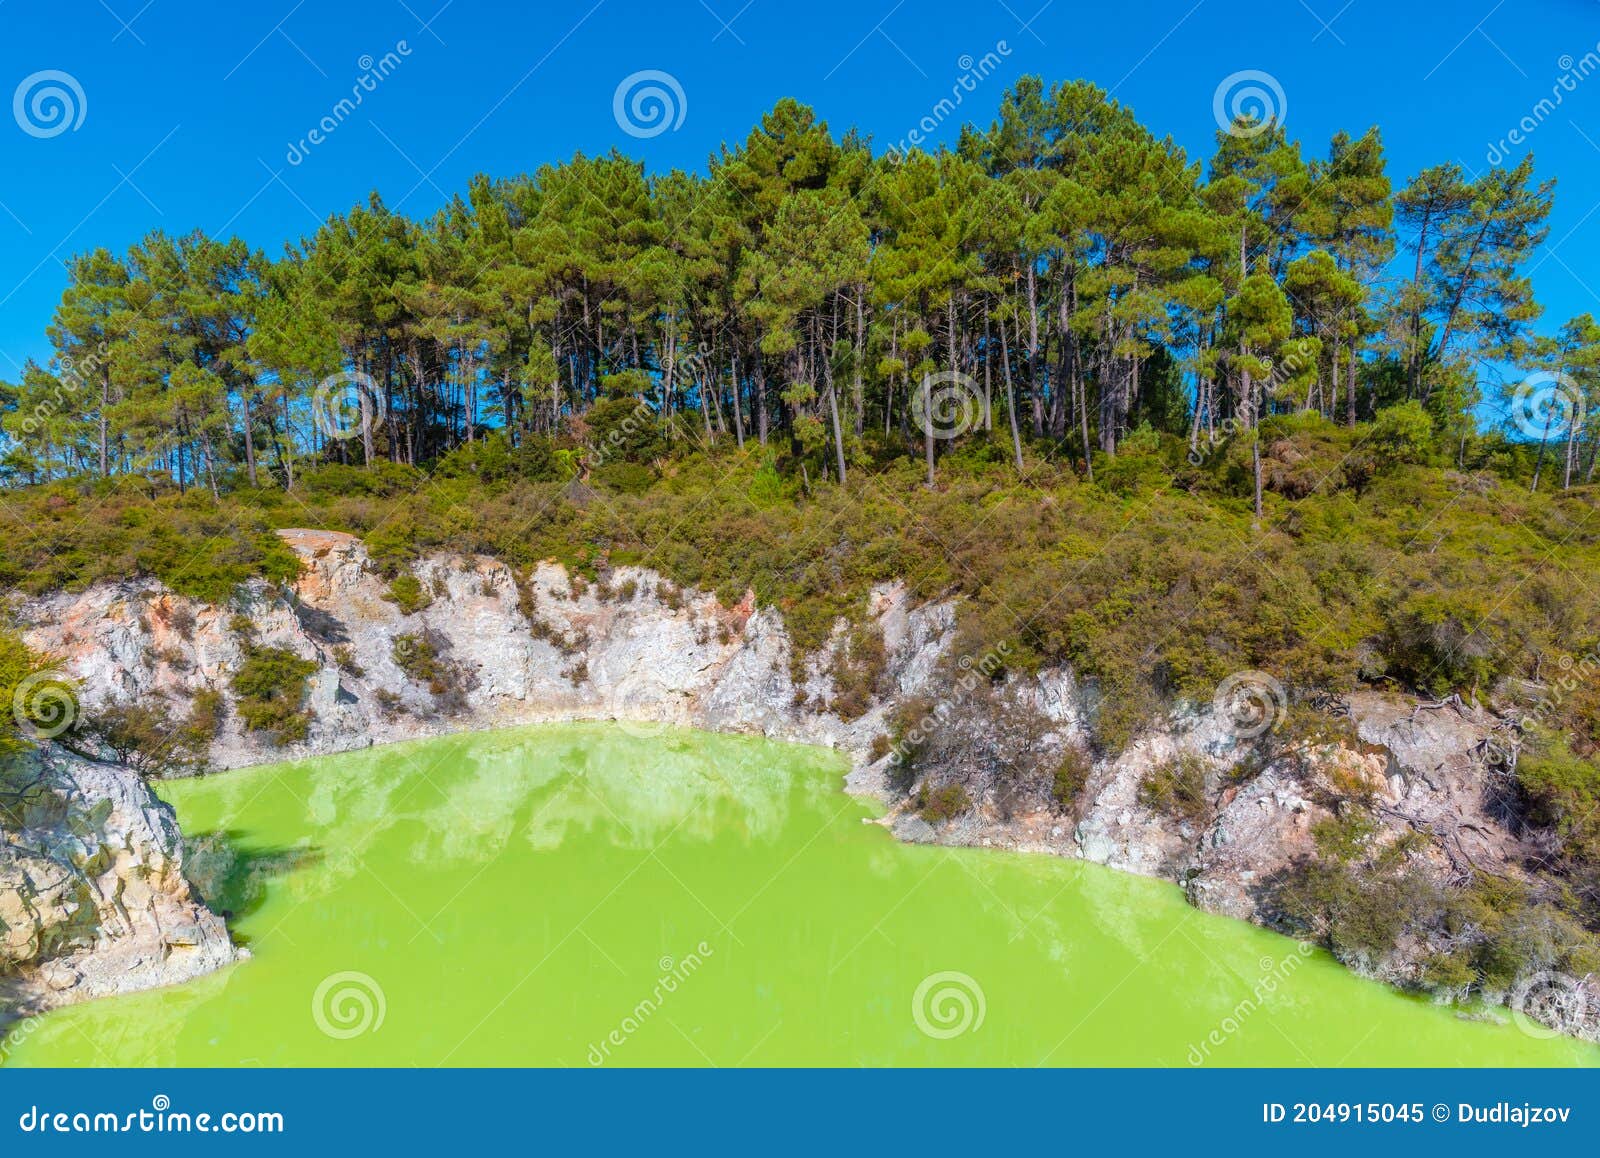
(392, 633, 441, 684)
(74, 694, 220, 776)
(1370, 401, 1435, 467)
(915, 781, 972, 824)
(332, 645, 365, 677)
(383, 573, 433, 615)
(1138, 755, 1211, 825)
(829, 622, 887, 721)
(1310, 810, 1379, 863)
(392, 631, 472, 710)
(1052, 746, 1093, 810)
(0, 632, 75, 755)
(231, 645, 318, 745)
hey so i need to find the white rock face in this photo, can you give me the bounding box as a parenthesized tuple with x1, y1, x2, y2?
(12, 528, 1589, 1036)
(15, 532, 965, 782)
(9, 529, 1535, 902)
(0, 745, 240, 1017)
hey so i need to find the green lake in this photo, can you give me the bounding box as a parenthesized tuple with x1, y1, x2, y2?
(7, 723, 1596, 1066)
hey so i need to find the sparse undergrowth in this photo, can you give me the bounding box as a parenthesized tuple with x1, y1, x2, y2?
(229, 644, 318, 745)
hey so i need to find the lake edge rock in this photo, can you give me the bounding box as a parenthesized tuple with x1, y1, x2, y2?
(6, 528, 1595, 1041)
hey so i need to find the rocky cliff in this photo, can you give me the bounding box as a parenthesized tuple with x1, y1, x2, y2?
(0, 744, 239, 1026)
(6, 528, 1595, 1040)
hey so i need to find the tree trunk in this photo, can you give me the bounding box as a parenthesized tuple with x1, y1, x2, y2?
(1026, 263, 1043, 438)
(999, 314, 1024, 474)
(241, 390, 259, 487)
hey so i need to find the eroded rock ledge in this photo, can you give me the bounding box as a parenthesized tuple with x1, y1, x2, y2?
(7, 528, 1596, 1039)
(0, 744, 240, 1022)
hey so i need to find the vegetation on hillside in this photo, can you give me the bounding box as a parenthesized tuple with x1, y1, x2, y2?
(2, 77, 1599, 1022)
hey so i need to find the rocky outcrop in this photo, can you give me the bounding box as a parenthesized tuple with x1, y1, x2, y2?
(8, 529, 1595, 1039)
(0, 744, 239, 1020)
(15, 530, 950, 775)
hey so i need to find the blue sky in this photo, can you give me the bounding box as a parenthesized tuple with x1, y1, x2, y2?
(2, 0, 1599, 382)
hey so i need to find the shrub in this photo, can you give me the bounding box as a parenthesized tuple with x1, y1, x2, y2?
(383, 573, 433, 615)
(74, 694, 219, 776)
(0, 633, 75, 755)
(1052, 745, 1093, 810)
(392, 631, 473, 711)
(1138, 755, 1211, 826)
(829, 622, 887, 721)
(332, 645, 365, 677)
(187, 688, 225, 743)
(1370, 401, 1435, 467)
(1310, 809, 1379, 863)
(915, 781, 972, 824)
(230, 645, 318, 745)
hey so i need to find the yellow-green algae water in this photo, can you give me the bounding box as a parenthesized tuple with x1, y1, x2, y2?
(7, 723, 1597, 1067)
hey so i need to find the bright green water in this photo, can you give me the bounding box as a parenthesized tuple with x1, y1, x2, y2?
(7, 724, 1596, 1067)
